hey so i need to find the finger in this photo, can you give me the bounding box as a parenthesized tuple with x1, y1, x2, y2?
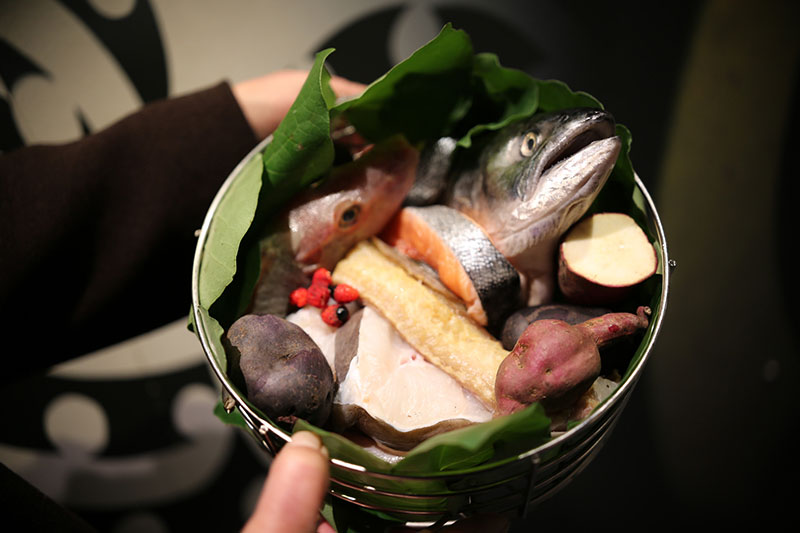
(317, 520, 337, 533)
(232, 71, 307, 139)
(243, 431, 330, 533)
(233, 70, 366, 140)
(329, 76, 367, 99)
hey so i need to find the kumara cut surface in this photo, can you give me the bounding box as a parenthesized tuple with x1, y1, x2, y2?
(558, 212, 657, 305)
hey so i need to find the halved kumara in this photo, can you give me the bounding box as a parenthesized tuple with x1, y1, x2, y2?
(557, 212, 657, 305)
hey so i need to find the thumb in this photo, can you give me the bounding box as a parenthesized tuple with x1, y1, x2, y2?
(243, 431, 330, 533)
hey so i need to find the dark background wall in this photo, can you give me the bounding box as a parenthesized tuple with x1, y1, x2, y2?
(1, 0, 797, 530)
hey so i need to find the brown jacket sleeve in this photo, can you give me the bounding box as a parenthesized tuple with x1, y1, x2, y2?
(0, 82, 258, 383)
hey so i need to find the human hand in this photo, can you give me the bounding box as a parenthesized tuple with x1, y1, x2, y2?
(232, 69, 367, 140)
(242, 431, 333, 533)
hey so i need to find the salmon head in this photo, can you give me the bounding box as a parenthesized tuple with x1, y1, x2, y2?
(288, 135, 419, 270)
(446, 108, 621, 304)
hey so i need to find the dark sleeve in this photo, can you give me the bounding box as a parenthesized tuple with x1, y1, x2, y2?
(0, 82, 258, 383)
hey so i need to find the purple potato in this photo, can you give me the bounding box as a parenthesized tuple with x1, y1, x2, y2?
(224, 314, 334, 426)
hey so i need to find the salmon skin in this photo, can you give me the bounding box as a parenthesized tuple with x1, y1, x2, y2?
(404, 137, 457, 206)
(248, 135, 419, 316)
(443, 108, 621, 305)
(381, 205, 521, 333)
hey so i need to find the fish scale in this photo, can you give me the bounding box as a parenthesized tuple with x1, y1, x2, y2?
(381, 205, 521, 332)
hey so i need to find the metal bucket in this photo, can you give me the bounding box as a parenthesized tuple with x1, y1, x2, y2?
(191, 135, 672, 525)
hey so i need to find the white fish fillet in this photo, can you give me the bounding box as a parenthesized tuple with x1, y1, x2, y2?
(336, 307, 492, 432)
(286, 307, 338, 370)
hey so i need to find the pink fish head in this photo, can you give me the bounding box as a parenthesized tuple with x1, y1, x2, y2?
(289, 135, 419, 269)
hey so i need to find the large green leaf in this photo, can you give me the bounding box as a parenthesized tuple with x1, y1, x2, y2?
(537, 78, 603, 111)
(295, 403, 550, 476)
(394, 403, 551, 474)
(197, 152, 263, 312)
(207, 49, 340, 331)
(294, 419, 395, 473)
(454, 52, 540, 148)
(263, 48, 337, 187)
(334, 23, 474, 144)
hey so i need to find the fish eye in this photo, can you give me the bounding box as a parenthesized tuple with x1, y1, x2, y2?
(520, 132, 537, 157)
(338, 204, 361, 228)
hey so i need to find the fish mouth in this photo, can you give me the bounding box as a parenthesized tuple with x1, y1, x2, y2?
(538, 135, 621, 197)
(533, 109, 618, 191)
(539, 128, 614, 178)
(501, 134, 622, 262)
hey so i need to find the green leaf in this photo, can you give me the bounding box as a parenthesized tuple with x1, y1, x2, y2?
(213, 400, 249, 430)
(455, 52, 540, 148)
(394, 403, 551, 474)
(196, 305, 228, 372)
(262, 48, 337, 188)
(334, 23, 474, 144)
(207, 48, 342, 332)
(294, 419, 393, 473)
(537, 78, 603, 111)
(293, 404, 550, 477)
(196, 152, 263, 312)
